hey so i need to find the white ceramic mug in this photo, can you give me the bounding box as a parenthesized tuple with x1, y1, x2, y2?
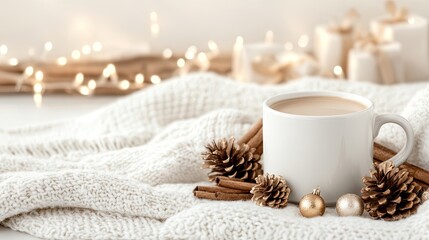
(263, 91, 414, 205)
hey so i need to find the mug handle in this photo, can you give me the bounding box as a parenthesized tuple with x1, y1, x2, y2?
(373, 114, 414, 166)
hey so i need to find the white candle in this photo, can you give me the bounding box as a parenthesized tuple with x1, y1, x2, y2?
(232, 36, 244, 81)
(371, 15, 429, 82)
(0, 44, 8, 63)
(314, 25, 354, 76)
(348, 42, 404, 84)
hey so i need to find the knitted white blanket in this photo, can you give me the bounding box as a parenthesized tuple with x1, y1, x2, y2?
(0, 73, 428, 239)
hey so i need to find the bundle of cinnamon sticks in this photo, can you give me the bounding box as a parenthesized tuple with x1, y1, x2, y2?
(237, 118, 263, 155)
(193, 177, 255, 200)
(194, 118, 429, 201)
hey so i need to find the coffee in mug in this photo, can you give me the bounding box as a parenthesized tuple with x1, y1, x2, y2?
(270, 96, 367, 116)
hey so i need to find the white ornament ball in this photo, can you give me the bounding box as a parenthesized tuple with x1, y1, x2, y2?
(336, 193, 364, 217)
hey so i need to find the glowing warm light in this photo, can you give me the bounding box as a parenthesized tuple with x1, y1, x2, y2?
(102, 68, 110, 78)
(208, 40, 219, 53)
(35, 71, 44, 81)
(150, 11, 158, 22)
(56, 57, 67, 66)
(44, 41, 53, 51)
(162, 48, 173, 59)
(0, 44, 8, 55)
(408, 18, 415, 24)
(265, 30, 274, 43)
(197, 52, 209, 63)
(150, 75, 161, 84)
(234, 36, 244, 52)
(24, 66, 34, 76)
(103, 64, 116, 77)
(107, 64, 116, 73)
(236, 36, 244, 45)
(71, 50, 81, 60)
(8, 58, 18, 66)
(150, 12, 160, 35)
(73, 73, 84, 87)
(119, 79, 130, 90)
(333, 65, 344, 77)
(134, 73, 144, 84)
(198, 52, 210, 71)
(33, 93, 42, 108)
(298, 35, 309, 48)
(79, 86, 90, 96)
(177, 58, 186, 68)
(185, 46, 197, 60)
(151, 24, 160, 35)
(33, 83, 43, 93)
(92, 42, 102, 52)
(82, 45, 91, 55)
(88, 79, 97, 90)
(284, 42, 294, 51)
(107, 64, 116, 74)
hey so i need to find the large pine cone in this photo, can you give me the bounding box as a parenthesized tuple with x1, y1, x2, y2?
(361, 161, 423, 221)
(251, 174, 291, 208)
(202, 137, 262, 182)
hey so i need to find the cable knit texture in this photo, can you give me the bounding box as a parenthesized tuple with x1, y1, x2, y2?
(0, 73, 428, 239)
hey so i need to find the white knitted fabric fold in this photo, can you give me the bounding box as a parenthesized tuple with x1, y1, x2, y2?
(0, 73, 428, 239)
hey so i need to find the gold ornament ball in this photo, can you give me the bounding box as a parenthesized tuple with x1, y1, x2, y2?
(299, 187, 325, 218)
(336, 193, 364, 217)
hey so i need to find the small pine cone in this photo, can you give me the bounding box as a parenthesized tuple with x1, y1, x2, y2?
(361, 161, 423, 221)
(250, 174, 291, 208)
(202, 137, 263, 182)
(421, 190, 429, 203)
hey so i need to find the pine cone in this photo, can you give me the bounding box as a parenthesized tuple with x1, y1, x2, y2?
(422, 190, 429, 203)
(361, 161, 423, 221)
(202, 137, 262, 182)
(250, 174, 291, 208)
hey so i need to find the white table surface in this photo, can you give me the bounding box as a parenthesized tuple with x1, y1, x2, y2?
(0, 94, 120, 239)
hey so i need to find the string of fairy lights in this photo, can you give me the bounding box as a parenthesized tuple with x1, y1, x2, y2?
(0, 11, 341, 108)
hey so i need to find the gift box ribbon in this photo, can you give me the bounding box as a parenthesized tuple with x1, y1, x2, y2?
(380, 0, 409, 24)
(326, 9, 359, 34)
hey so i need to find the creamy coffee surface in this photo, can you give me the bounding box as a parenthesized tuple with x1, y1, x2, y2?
(270, 96, 367, 116)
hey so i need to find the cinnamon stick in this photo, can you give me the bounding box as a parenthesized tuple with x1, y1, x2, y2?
(193, 185, 249, 194)
(373, 143, 395, 163)
(193, 191, 252, 201)
(247, 127, 263, 149)
(215, 177, 256, 191)
(215, 176, 245, 182)
(237, 119, 262, 145)
(373, 143, 429, 186)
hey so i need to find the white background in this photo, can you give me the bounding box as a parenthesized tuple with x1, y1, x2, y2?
(1, 0, 429, 59)
(0, 1, 428, 239)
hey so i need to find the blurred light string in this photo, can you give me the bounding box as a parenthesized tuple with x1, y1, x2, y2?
(0, 10, 312, 108)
